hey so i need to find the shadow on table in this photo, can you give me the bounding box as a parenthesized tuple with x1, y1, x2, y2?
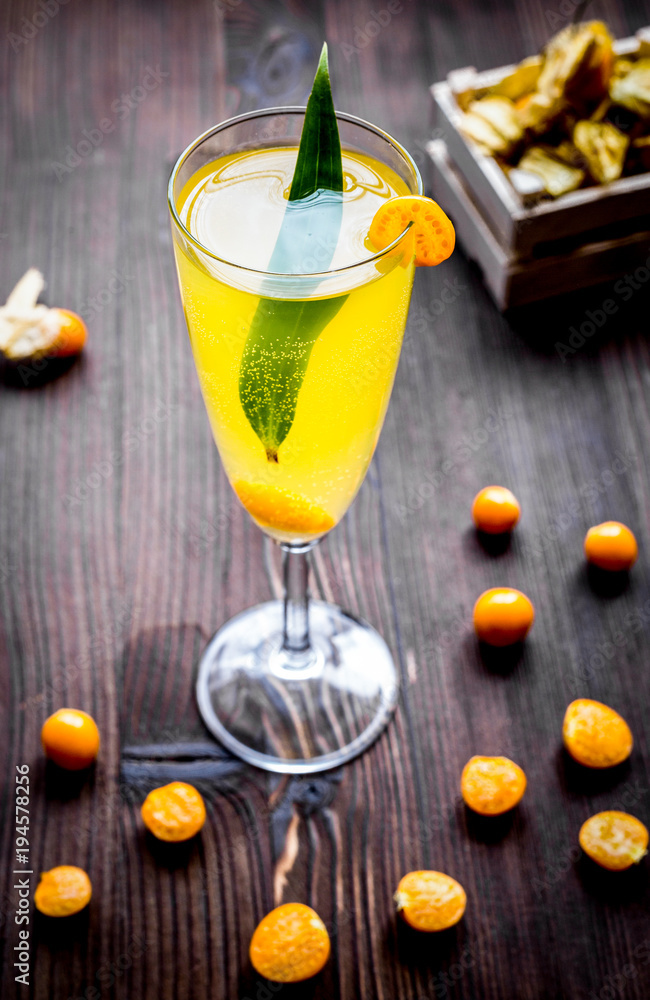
(390, 917, 472, 984)
(34, 905, 90, 947)
(576, 851, 649, 905)
(466, 634, 527, 676)
(582, 563, 632, 598)
(141, 829, 202, 869)
(237, 970, 320, 1000)
(466, 526, 514, 559)
(0, 353, 83, 389)
(555, 746, 632, 798)
(504, 280, 645, 358)
(460, 801, 522, 844)
(43, 758, 97, 801)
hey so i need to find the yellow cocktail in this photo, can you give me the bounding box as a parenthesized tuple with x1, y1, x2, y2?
(169, 102, 422, 773)
(173, 145, 414, 543)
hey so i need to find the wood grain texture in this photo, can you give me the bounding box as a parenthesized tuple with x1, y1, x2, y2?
(1, 0, 650, 997)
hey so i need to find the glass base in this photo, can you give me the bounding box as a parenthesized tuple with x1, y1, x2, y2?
(195, 600, 399, 773)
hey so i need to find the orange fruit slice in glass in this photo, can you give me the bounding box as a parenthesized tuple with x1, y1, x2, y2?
(368, 195, 455, 267)
(234, 481, 335, 536)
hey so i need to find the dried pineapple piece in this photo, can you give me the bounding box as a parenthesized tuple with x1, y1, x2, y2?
(610, 59, 650, 118)
(573, 120, 629, 183)
(611, 58, 635, 80)
(517, 88, 566, 133)
(459, 111, 512, 155)
(518, 21, 614, 133)
(553, 140, 583, 165)
(632, 134, 650, 170)
(468, 96, 524, 146)
(638, 27, 650, 59)
(517, 146, 585, 197)
(486, 56, 541, 102)
(507, 167, 546, 203)
(538, 21, 614, 106)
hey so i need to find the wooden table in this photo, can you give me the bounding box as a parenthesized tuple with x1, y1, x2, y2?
(2, 1, 650, 997)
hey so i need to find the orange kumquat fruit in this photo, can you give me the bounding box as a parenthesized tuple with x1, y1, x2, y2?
(233, 481, 335, 536)
(394, 871, 467, 932)
(472, 486, 521, 534)
(141, 782, 206, 842)
(368, 195, 455, 267)
(249, 903, 331, 982)
(473, 587, 534, 646)
(50, 309, 87, 357)
(563, 698, 632, 768)
(584, 521, 638, 571)
(461, 755, 527, 815)
(579, 811, 648, 871)
(41, 708, 100, 770)
(34, 866, 92, 917)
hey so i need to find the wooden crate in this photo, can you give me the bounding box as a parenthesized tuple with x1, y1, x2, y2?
(428, 138, 650, 310)
(430, 28, 650, 264)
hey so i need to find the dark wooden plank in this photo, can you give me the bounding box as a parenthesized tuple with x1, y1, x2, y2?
(1, 1, 650, 999)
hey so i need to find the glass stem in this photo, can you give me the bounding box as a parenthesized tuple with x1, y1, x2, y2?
(281, 542, 317, 655)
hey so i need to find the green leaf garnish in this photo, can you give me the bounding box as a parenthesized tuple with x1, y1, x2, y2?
(288, 43, 343, 201)
(239, 42, 348, 462)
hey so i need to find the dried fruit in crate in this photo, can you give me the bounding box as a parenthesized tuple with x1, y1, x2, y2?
(573, 120, 629, 182)
(510, 21, 613, 134)
(517, 146, 585, 197)
(609, 58, 650, 118)
(486, 56, 541, 103)
(459, 108, 513, 155)
(460, 96, 524, 156)
(454, 19, 650, 201)
(537, 21, 614, 111)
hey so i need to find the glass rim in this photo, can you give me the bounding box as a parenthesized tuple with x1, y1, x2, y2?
(167, 106, 423, 280)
